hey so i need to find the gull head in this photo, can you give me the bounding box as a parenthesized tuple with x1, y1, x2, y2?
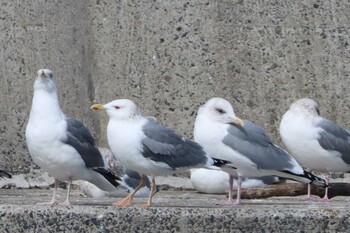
(91, 99, 141, 121)
(198, 97, 244, 126)
(289, 98, 320, 116)
(34, 69, 56, 93)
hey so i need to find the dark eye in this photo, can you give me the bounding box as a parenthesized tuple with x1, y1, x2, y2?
(49, 73, 53, 78)
(114, 106, 120, 109)
(216, 108, 225, 114)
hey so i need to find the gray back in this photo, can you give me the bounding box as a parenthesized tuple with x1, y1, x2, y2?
(141, 121, 209, 170)
(64, 116, 105, 168)
(317, 119, 350, 165)
(223, 120, 295, 171)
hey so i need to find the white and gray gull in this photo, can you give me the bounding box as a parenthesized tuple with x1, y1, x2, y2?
(194, 97, 327, 205)
(25, 69, 121, 205)
(91, 99, 229, 207)
(280, 98, 350, 201)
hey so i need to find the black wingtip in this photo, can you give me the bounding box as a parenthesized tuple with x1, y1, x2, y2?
(93, 168, 121, 188)
(278, 169, 328, 188)
(212, 158, 236, 169)
(0, 170, 12, 179)
(304, 170, 328, 188)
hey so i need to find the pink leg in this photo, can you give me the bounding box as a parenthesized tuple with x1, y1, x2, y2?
(319, 173, 330, 202)
(301, 183, 319, 201)
(216, 175, 235, 206)
(37, 179, 59, 205)
(228, 175, 234, 203)
(234, 176, 242, 205)
(59, 178, 72, 206)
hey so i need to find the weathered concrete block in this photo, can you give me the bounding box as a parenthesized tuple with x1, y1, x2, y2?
(1, 0, 350, 176)
(0, 189, 349, 232)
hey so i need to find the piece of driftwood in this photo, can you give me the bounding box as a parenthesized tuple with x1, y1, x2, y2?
(228, 183, 350, 199)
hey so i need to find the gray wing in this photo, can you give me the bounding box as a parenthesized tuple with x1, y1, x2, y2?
(123, 168, 151, 188)
(141, 120, 209, 170)
(222, 120, 295, 171)
(317, 119, 350, 164)
(64, 116, 105, 168)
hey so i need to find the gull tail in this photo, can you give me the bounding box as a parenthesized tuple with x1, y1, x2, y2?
(279, 170, 327, 187)
(92, 168, 121, 189)
(0, 170, 11, 179)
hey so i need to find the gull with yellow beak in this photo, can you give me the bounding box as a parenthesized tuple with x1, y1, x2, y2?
(194, 97, 327, 205)
(26, 69, 121, 205)
(91, 99, 230, 207)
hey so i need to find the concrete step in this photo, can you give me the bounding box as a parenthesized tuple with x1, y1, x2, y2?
(0, 189, 349, 232)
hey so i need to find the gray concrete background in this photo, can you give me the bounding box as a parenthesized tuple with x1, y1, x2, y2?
(1, 0, 350, 174)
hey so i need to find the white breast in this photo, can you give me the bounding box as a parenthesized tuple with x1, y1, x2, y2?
(107, 118, 175, 176)
(280, 111, 350, 172)
(194, 116, 257, 176)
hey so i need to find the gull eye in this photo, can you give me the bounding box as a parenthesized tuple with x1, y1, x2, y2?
(49, 73, 53, 78)
(215, 108, 225, 114)
(114, 106, 120, 110)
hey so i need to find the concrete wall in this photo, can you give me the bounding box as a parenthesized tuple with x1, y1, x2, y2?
(1, 0, 350, 174)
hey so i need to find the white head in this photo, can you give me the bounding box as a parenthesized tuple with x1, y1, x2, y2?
(289, 98, 320, 116)
(197, 97, 244, 126)
(34, 69, 56, 93)
(91, 99, 141, 121)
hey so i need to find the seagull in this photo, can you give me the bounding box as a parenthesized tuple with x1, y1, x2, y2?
(25, 69, 121, 205)
(79, 168, 153, 198)
(0, 170, 11, 179)
(190, 168, 280, 194)
(91, 99, 228, 207)
(280, 98, 350, 201)
(194, 97, 327, 204)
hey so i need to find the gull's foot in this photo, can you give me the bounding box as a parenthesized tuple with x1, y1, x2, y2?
(300, 196, 320, 201)
(113, 197, 132, 207)
(318, 196, 330, 203)
(135, 203, 152, 208)
(59, 200, 71, 206)
(215, 199, 240, 206)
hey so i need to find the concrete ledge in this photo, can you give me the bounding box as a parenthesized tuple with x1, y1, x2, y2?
(0, 189, 349, 232)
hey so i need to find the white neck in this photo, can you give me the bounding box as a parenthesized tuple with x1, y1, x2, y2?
(28, 88, 64, 123)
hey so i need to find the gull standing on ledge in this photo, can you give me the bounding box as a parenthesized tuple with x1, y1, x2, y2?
(26, 69, 120, 205)
(91, 99, 228, 207)
(194, 97, 327, 205)
(280, 98, 350, 201)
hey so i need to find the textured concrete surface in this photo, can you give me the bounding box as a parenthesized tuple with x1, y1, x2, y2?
(0, 189, 350, 232)
(2, 1, 350, 231)
(1, 1, 350, 175)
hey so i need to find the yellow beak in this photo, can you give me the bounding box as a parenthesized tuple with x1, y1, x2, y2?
(231, 116, 244, 127)
(91, 103, 106, 111)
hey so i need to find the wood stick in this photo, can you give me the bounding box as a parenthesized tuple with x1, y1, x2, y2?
(229, 183, 350, 199)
